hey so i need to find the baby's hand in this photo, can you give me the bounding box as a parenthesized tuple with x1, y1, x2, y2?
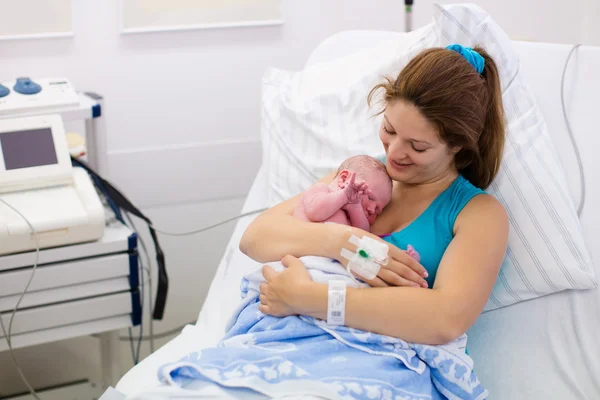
(343, 172, 369, 204)
(406, 244, 420, 262)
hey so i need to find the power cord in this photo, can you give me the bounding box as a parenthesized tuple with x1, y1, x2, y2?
(0, 198, 42, 400)
(560, 44, 585, 217)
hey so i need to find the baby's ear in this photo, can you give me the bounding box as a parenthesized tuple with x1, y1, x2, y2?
(337, 170, 349, 186)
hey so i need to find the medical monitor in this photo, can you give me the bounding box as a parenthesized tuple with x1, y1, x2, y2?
(0, 114, 72, 193)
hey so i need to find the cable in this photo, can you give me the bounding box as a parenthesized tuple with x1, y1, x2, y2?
(71, 157, 169, 320)
(143, 264, 154, 352)
(143, 263, 154, 352)
(118, 320, 196, 341)
(560, 44, 585, 217)
(126, 213, 155, 353)
(125, 215, 143, 365)
(0, 198, 42, 400)
(150, 208, 268, 237)
(125, 212, 150, 360)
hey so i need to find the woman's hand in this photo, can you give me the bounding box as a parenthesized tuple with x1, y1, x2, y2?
(371, 245, 429, 288)
(337, 227, 429, 289)
(259, 255, 313, 317)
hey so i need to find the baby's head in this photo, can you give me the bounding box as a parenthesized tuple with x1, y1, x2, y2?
(335, 155, 393, 224)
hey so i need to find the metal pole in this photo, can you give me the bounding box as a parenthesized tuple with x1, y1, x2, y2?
(405, 0, 414, 32)
(83, 92, 109, 176)
(100, 330, 122, 389)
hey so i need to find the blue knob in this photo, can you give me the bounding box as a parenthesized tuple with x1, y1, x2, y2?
(0, 84, 9, 98)
(13, 77, 42, 95)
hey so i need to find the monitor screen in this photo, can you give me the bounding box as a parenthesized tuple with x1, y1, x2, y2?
(0, 128, 58, 171)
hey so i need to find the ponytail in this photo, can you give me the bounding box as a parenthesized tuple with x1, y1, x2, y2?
(459, 46, 505, 189)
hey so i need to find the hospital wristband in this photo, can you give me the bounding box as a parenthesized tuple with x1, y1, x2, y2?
(327, 280, 346, 325)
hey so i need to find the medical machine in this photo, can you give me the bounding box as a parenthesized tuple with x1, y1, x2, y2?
(0, 81, 143, 397)
(0, 114, 105, 255)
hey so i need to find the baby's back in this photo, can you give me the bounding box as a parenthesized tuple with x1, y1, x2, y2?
(293, 183, 350, 226)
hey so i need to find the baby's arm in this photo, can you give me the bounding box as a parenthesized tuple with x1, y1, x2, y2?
(303, 183, 349, 222)
(344, 204, 371, 232)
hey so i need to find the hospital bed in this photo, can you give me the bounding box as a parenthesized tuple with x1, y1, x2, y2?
(113, 31, 600, 399)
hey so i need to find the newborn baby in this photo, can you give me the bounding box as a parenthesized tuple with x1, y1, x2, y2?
(293, 154, 419, 276)
(293, 155, 392, 233)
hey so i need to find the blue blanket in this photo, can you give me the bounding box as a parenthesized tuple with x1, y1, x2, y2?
(157, 256, 488, 400)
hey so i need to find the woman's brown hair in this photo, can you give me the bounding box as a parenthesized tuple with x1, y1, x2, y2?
(368, 46, 505, 189)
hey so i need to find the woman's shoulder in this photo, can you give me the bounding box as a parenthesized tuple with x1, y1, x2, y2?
(455, 190, 508, 234)
(443, 175, 507, 234)
(453, 175, 505, 214)
(437, 175, 485, 219)
(452, 174, 485, 194)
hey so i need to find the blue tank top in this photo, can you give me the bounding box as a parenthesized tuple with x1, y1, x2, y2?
(379, 175, 485, 287)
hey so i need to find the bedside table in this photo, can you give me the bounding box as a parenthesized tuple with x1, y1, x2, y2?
(0, 222, 141, 388)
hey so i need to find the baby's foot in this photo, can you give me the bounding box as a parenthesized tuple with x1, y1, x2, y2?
(406, 244, 420, 262)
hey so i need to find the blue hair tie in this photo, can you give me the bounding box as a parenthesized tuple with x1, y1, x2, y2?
(445, 44, 485, 74)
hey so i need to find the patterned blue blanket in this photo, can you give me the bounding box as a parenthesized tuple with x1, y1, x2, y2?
(157, 256, 488, 399)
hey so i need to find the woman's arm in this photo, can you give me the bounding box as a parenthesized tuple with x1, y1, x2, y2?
(239, 172, 340, 263)
(261, 194, 508, 345)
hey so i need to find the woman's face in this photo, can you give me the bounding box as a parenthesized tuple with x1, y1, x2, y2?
(379, 100, 458, 185)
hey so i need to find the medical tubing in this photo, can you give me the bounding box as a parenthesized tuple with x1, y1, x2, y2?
(149, 208, 268, 237)
(0, 198, 42, 400)
(561, 44, 585, 216)
(119, 322, 195, 342)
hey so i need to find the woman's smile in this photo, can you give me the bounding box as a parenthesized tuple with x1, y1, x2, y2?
(390, 159, 414, 171)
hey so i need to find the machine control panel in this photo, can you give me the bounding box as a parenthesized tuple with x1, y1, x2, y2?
(0, 77, 79, 116)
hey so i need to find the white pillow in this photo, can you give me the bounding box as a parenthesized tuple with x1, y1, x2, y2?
(260, 23, 438, 206)
(259, 3, 597, 311)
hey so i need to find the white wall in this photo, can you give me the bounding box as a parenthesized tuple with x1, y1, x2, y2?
(0, 0, 598, 396)
(583, 0, 600, 46)
(435, 0, 589, 44)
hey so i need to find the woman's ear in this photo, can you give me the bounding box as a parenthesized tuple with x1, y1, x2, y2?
(450, 146, 462, 155)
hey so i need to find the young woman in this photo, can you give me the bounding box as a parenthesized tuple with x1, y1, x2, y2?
(240, 44, 509, 345)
